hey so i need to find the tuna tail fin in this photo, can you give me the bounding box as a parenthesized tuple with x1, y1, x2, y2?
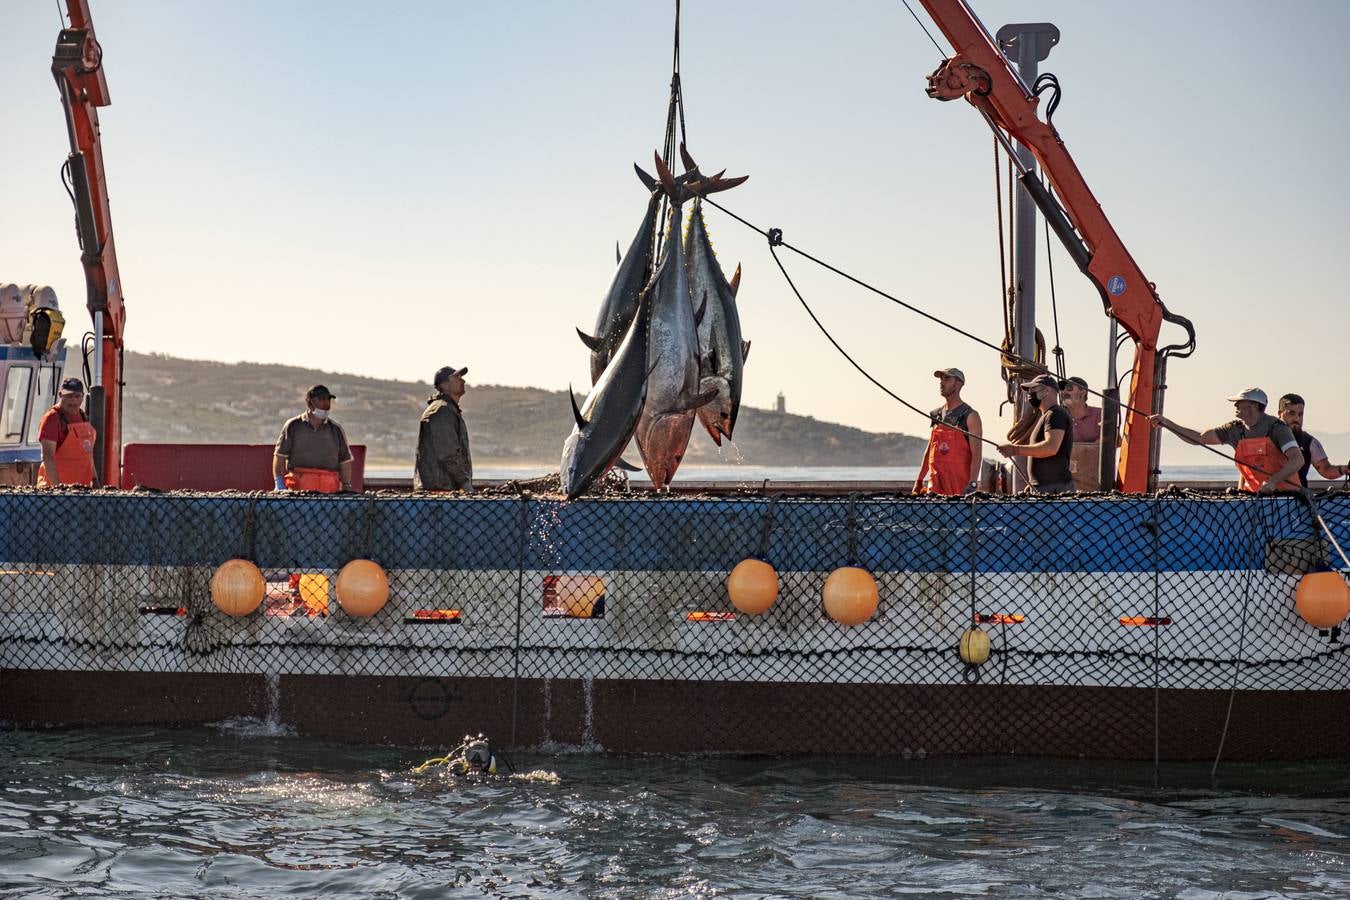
(634, 162, 659, 193)
(679, 143, 749, 197)
(729, 264, 741, 298)
(576, 328, 605, 353)
(741, 339, 751, 362)
(653, 152, 687, 204)
(568, 385, 587, 430)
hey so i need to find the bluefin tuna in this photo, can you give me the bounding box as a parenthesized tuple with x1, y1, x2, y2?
(560, 286, 654, 499)
(685, 196, 749, 444)
(576, 188, 662, 385)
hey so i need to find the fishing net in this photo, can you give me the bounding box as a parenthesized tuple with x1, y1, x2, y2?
(1, 486, 1347, 760)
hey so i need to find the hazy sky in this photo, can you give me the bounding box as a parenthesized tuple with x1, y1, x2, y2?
(4, 1, 1348, 465)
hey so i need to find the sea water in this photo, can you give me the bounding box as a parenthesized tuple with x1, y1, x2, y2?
(2, 726, 1348, 898)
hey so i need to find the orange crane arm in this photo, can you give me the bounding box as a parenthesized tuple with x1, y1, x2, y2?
(918, 0, 1194, 493)
(52, 0, 124, 486)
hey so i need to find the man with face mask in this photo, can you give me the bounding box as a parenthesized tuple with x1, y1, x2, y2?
(272, 384, 354, 492)
(997, 373, 1075, 493)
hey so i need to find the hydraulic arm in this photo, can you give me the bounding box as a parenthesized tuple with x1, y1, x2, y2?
(919, 0, 1194, 493)
(52, 0, 125, 487)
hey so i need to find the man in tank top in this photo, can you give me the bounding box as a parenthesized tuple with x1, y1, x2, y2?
(913, 367, 983, 495)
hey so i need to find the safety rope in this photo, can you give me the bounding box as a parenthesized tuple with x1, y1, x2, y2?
(1211, 500, 1265, 776)
(653, 0, 687, 263)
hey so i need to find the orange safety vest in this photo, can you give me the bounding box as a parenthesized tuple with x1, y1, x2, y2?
(1235, 436, 1299, 492)
(284, 467, 342, 493)
(37, 418, 97, 487)
(916, 423, 974, 495)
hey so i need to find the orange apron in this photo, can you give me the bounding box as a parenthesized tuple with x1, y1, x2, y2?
(37, 419, 97, 487)
(284, 467, 342, 493)
(1235, 436, 1299, 492)
(915, 423, 973, 495)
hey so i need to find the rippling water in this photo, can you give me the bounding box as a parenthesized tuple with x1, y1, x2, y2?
(2, 725, 1348, 898)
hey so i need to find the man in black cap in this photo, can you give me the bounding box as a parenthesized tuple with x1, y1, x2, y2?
(272, 384, 353, 492)
(414, 366, 473, 492)
(36, 377, 96, 487)
(997, 373, 1075, 493)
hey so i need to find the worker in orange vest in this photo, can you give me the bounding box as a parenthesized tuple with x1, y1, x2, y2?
(914, 367, 983, 495)
(272, 384, 354, 493)
(36, 378, 97, 487)
(1151, 387, 1303, 493)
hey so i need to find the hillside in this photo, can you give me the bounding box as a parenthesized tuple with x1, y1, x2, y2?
(121, 352, 928, 468)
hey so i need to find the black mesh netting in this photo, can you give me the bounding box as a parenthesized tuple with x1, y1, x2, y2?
(1, 486, 1348, 760)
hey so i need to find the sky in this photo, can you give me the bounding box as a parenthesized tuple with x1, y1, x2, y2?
(3, 0, 1348, 466)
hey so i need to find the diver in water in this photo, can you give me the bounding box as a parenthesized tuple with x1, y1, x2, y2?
(414, 733, 513, 776)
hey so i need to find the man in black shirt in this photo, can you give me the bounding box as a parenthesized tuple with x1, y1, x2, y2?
(997, 373, 1074, 493)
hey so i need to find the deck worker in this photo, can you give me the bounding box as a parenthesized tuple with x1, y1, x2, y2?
(272, 385, 353, 492)
(414, 365, 473, 492)
(36, 377, 96, 487)
(1059, 375, 1102, 492)
(913, 367, 983, 495)
(1277, 393, 1348, 486)
(997, 373, 1075, 494)
(1150, 388, 1302, 494)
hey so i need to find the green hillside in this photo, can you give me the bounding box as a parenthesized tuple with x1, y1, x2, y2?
(121, 352, 927, 468)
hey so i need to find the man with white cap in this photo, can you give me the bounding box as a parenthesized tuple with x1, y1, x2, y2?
(1150, 388, 1303, 493)
(913, 367, 983, 495)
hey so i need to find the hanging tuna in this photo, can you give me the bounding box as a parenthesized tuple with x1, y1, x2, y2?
(684, 195, 749, 445)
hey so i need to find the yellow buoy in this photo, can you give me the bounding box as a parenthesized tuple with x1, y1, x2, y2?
(728, 558, 779, 615)
(822, 566, 878, 626)
(960, 626, 991, 665)
(335, 559, 389, 617)
(557, 574, 605, 618)
(1294, 570, 1350, 629)
(210, 558, 265, 616)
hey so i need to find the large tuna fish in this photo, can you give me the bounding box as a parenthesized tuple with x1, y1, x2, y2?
(560, 286, 654, 499)
(685, 196, 750, 445)
(577, 188, 662, 385)
(633, 198, 713, 490)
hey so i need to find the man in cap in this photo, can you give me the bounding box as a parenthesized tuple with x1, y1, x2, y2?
(997, 373, 1075, 493)
(1059, 375, 1104, 491)
(36, 377, 96, 487)
(272, 384, 354, 492)
(913, 367, 983, 495)
(414, 366, 473, 492)
(1276, 393, 1348, 486)
(1150, 388, 1302, 493)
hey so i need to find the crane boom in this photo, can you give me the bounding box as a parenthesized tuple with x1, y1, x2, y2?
(919, 0, 1194, 493)
(52, 0, 125, 487)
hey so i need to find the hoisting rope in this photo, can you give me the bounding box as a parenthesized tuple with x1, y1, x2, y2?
(653, 0, 688, 263)
(700, 194, 1348, 489)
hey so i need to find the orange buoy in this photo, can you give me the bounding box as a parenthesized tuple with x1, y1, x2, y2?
(557, 574, 605, 618)
(335, 559, 389, 617)
(1294, 570, 1350, 629)
(728, 558, 779, 615)
(210, 558, 265, 616)
(960, 627, 990, 665)
(822, 566, 878, 626)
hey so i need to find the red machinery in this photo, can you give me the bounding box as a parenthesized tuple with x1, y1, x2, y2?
(51, 0, 125, 487)
(919, 0, 1195, 493)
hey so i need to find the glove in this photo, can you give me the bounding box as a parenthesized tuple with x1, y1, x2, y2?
(274, 475, 287, 491)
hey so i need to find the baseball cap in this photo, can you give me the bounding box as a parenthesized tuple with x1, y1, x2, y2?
(434, 366, 468, 386)
(932, 367, 965, 383)
(306, 384, 336, 401)
(59, 377, 84, 395)
(1059, 376, 1088, 391)
(1020, 373, 1059, 390)
(1226, 387, 1268, 406)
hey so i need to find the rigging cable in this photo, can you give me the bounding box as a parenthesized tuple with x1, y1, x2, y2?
(898, 0, 946, 54)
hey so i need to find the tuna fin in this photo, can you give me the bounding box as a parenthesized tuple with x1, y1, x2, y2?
(741, 339, 751, 362)
(634, 163, 659, 192)
(729, 264, 741, 297)
(709, 345, 720, 373)
(615, 241, 621, 265)
(614, 457, 641, 472)
(576, 328, 604, 352)
(679, 143, 700, 176)
(568, 385, 587, 430)
(675, 387, 720, 413)
(646, 353, 663, 380)
(654, 152, 684, 203)
(693, 290, 708, 326)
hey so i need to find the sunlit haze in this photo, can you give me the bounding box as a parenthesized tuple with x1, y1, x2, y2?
(4, 0, 1347, 465)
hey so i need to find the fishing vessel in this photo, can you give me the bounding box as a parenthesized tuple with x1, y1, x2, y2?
(2, 0, 1348, 762)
